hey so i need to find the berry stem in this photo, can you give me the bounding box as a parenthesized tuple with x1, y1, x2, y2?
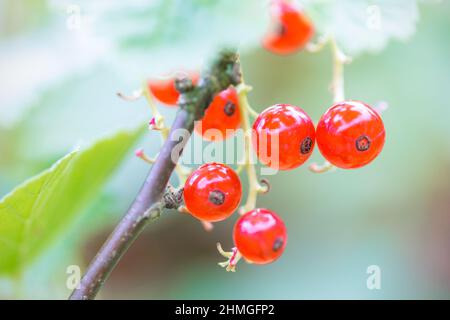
(142, 81, 167, 131)
(309, 161, 334, 173)
(117, 83, 190, 184)
(306, 34, 330, 53)
(236, 80, 268, 215)
(135, 148, 156, 164)
(217, 243, 242, 272)
(69, 50, 241, 300)
(117, 88, 143, 101)
(142, 81, 191, 185)
(201, 221, 214, 232)
(245, 103, 260, 118)
(309, 37, 351, 173)
(330, 37, 349, 103)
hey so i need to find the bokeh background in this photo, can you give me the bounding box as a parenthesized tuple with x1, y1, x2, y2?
(0, 0, 449, 299)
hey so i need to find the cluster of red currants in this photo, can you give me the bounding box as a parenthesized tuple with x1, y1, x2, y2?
(184, 162, 286, 265)
(143, 0, 386, 267)
(182, 100, 385, 266)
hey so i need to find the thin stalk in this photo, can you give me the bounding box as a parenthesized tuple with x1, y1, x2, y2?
(142, 81, 190, 185)
(236, 83, 267, 215)
(309, 38, 351, 173)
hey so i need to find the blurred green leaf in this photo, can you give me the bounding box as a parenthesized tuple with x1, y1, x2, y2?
(0, 126, 144, 275)
(56, 0, 269, 78)
(0, 0, 50, 38)
(1, 0, 268, 128)
(305, 0, 419, 55)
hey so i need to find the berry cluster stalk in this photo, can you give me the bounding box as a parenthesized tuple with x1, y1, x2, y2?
(330, 37, 350, 103)
(69, 50, 241, 300)
(217, 70, 269, 271)
(236, 81, 268, 215)
(309, 37, 351, 173)
(141, 79, 192, 185)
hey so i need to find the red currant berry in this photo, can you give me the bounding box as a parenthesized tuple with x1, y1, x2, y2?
(184, 163, 242, 222)
(234, 208, 287, 264)
(263, 0, 314, 55)
(316, 101, 386, 169)
(148, 72, 199, 106)
(195, 87, 241, 141)
(253, 104, 315, 170)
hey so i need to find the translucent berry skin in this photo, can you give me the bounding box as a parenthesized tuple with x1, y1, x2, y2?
(148, 72, 199, 106)
(316, 101, 386, 169)
(234, 208, 287, 264)
(252, 104, 315, 170)
(263, 0, 314, 55)
(195, 87, 241, 141)
(184, 163, 242, 222)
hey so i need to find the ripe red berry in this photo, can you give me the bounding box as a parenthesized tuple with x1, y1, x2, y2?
(263, 0, 314, 55)
(234, 208, 287, 264)
(184, 163, 242, 222)
(316, 101, 386, 169)
(195, 87, 241, 141)
(148, 72, 199, 106)
(253, 104, 315, 170)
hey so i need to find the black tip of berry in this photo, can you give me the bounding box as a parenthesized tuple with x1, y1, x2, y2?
(208, 190, 225, 206)
(300, 137, 313, 154)
(223, 101, 236, 116)
(355, 135, 371, 152)
(272, 236, 284, 252)
(277, 24, 287, 36)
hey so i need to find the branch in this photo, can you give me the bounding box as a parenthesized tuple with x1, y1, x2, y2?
(69, 50, 241, 300)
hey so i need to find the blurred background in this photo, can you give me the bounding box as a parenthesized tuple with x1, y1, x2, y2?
(0, 0, 449, 299)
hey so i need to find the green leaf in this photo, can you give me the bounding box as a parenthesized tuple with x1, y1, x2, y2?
(305, 0, 419, 55)
(0, 126, 144, 275)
